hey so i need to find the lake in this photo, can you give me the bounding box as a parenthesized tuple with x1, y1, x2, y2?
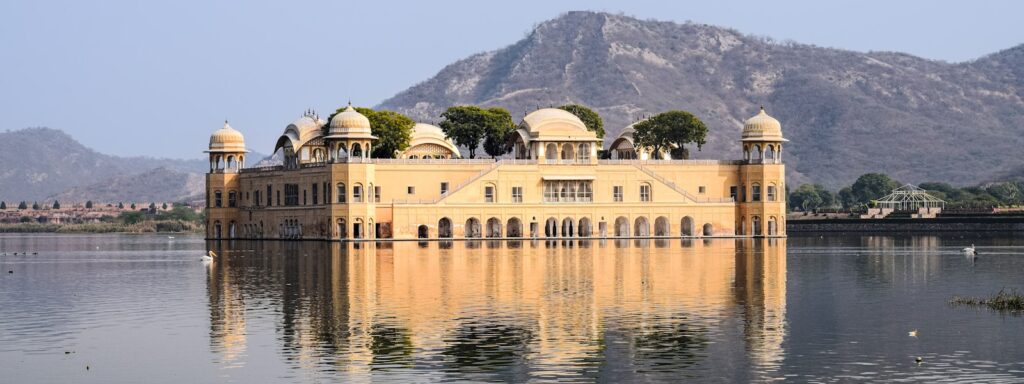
(1, 234, 1022, 383)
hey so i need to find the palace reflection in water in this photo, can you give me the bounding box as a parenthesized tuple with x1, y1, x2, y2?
(205, 239, 786, 382)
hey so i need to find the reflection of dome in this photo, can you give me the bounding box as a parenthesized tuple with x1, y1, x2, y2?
(521, 108, 591, 137)
(742, 107, 785, 141)
(328, 105, 372, 135)
(208, 121, 246, 152)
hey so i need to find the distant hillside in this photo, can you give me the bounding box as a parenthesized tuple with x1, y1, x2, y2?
(379, 11, 1024, 188)
(49, 167, 205, 204)
(0, 128, 208, 202)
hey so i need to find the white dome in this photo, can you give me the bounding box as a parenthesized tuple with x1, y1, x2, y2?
(328, 105, 372, 135)
(208, 121, 246, 152)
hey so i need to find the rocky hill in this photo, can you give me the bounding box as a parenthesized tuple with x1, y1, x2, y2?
(0, 128, 208, 202)
(379, 11, 1024, 188)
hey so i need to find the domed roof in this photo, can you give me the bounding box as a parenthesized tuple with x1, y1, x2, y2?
(521, 108, 594, 139)
(326, 105, 375, 139)
(742, 107, 786, 141)
(401, 123, 459, 158)
(412, 123, 449, 140)
(207, 121, 247, 152)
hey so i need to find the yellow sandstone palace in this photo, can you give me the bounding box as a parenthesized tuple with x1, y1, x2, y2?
(205, 106, 786, 240)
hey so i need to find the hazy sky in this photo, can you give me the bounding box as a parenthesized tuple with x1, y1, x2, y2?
(2, 0, 1022, 159)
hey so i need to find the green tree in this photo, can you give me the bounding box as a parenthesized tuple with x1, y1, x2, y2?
(117, 202, 124, 209)
(328, 106, 414, 158)
(130, 203, 136, 209)
(52, 200, 60, 209)
(20, 216, 32, 223)
(439, 106, 491, 159)
(32, 202, 39, 210)
(482, 107, 515, 158)
(0, 201, 5, 210)
(850, 173, 900, 206)
(161, 202, 168, 210)
(18, 201, 27, 210)
(788, 184, 836, 211)
(838, 187, 856, 209)
(558, 104, 605, 138)
(85, 200, 93, 209)
(632, 110, 708, 159)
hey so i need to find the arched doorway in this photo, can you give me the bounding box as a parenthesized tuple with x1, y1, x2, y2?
(506, 218, 523, 238)
(561, 217, 575, 237)
(417, 225, 429, 239)
(681, 216, 694, 236)
(545, 217, 558, 237)
(213, 220, 222, 239)
(337, 218, 347, 239)
(578, 217, 592, 237)
(768, 216, 778, 236)
(615, 217, 629, 237)
(634, 216, 650, 237)
(702, 223, 713, 237)
(654, 216, 669, 236)
(465, 217, 482, 238)
(438, 217, 453, 238)
(228, 221, 236, 238)
(752, 216, 762, 236)
(486, 218, 502, 238)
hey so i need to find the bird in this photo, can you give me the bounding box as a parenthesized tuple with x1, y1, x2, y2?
(7, 270, 12, 274)
(167, 236, 175, 239)
(908, 329, 918, 337)
(201, 250, 216, 263)
(962, 244, 978, 257)
(915, 356, 923, 364)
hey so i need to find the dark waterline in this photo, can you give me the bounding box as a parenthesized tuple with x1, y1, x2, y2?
(0, 233, 1022, 383)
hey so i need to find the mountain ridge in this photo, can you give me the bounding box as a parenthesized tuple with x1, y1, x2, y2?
(379, 11, 1024, 188)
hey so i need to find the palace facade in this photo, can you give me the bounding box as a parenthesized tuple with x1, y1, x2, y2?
(205, 106, 786, 240)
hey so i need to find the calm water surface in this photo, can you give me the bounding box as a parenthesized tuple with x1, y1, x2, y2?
(0, 234, 1022, 383)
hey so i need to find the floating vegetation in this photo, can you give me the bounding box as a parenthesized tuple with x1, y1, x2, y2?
(950, 289, 1024, 312)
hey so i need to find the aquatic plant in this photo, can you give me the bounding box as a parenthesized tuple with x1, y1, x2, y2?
(950, 289, 1024, 312)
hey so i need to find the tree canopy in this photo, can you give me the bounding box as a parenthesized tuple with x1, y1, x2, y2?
(439, 106, 513, 159)
(52, 200, 60, 209)
(632, 110, 708, 159)
(789, 184, 837, 211)
(850, 173, 901, 206)
(329, 106, 414, 158)
(558, 104, 604, 138)
(0, 201, 6, 210)
(18, 201, 27, 210)
(85, 200, 93, 209)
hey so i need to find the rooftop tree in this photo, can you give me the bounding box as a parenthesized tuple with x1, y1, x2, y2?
(558, 104, 605, 138)
(632, 110, 708, 159)
(439, 106, 494, 159)
(328, 106, 414, 159)
(482, 107, 515, 158)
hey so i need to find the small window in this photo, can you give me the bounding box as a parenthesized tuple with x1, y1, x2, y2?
(752, 184, 762, 202)
(512, 186, 523, 203)
(613, 186, 623, 202)
(730, 186, 738, 201)
(485, 186, 495, 203)
(374, 186, 381, 202)
(407, 186, 415, 195)
(353, 185, 363, 203)
(337, 183, 347, 203)
(441, 182, 449, 195)
(767, 185, 776, 202)
(228, 191, 237, 207)
(312, 183, 318, 205)
(698, 186, 706, 194)
(640, 184, 652, 202)
(214, 190, 223, 208)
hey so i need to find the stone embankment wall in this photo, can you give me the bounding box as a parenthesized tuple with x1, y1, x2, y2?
(787, 217, 1024, 232)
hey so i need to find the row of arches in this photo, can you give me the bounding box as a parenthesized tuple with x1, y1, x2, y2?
(738, 215, 782, 236)
(209, 154, 245, 173)
(743, 143, 782, 164)
(415, 216, 714, 239)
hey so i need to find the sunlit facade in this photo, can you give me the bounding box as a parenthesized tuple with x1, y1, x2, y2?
(205, 106, 787, 240)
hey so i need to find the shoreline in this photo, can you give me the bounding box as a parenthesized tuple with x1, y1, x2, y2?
(787, 215, 1024, 233)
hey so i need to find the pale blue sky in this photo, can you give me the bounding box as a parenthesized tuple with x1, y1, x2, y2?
(2, 0, 1021, 158)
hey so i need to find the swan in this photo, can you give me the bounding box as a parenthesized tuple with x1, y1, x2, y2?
(201, 250, 216, 263)
(908, 329, 918, 337)
(962, 244, 978, 257)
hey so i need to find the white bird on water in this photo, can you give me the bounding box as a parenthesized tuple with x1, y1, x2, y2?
(908, 329, 918, 338)
(962, 244, 978, 258)
(201, 251, 216, 263)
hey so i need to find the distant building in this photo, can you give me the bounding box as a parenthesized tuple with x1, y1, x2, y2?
(205, 106, 787, 240)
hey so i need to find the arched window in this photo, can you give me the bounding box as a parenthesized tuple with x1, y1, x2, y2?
(561, 143, 575, 160)
(767, 184, 777, 202)
(353, 184, 363, 203)
(753, 145, 762, 161)
(765, 145, 776, 164)
(545, 143, 558, 160)
(352, 143, 362, 158)
(577, 143, 590, 161)
(213, 220, 222, 239)
(751, 183, 762, 202)
(337, 183, 346, 203)
(752, 216, 762, 236)
(768, 216, 778, 236)
(337, 218, 347, 239)
(639, 183, 652, 202)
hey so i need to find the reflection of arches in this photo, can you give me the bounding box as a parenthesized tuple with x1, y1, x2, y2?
(506, 217, 522, 238)
(545, 217, 558, 237)
(702, 223, 713, 236)
(681, 216, 694, 236)
(614, 217, 629, 237)
(486, 217, 502, 238)
(634, 216, 650, 237)
(417, 225, 429, 239)
(768, 216, 778, 236)
(561, 217, 575, 237)
(752, 216, 762, 236)
(654, 216, 669, 236)
(465, 217, 482, 238)
(438, 217, 453, 238)
(578, 217, 592, 237)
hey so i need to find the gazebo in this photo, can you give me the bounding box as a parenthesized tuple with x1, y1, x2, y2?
(875, 184, 946, 211)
